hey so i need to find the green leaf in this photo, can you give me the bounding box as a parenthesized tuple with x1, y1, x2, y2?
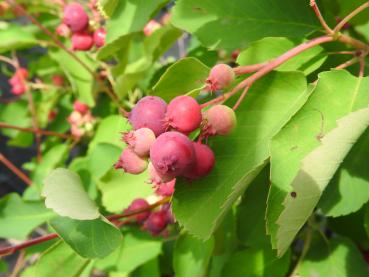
(298, 236, 369, 276)
(89, 115, 130, 151)
(152, 57, 210, 101)
(97, 0, 119, 18)
(96, 227, 162, 272)
(136, 258, 160, 277)
(32, 144, 69, 191)
(267, 70, 369, 256)
(21, 241, 93, 277)
(0, 100, 31, 138)
(49, 49, 97, 106)
(319, 128, 369, 217)
(173, 234, 214, 277)
(172, 0, 319, 50)
(88, 143, 122, 180)
(173, 71, 309, 239)
(237, 37, 326, 75)
(97, 169, 153, 213)
(0, 260, 7, 273)
(222, 246, 290, 277)
(42, 168, 100, 220)
(50, 216, 122, 259)
(236, 166, 270, 247)
(0, 23, 38, 53)
(0, 193, 54, 240)
(98, 0, 169, 58)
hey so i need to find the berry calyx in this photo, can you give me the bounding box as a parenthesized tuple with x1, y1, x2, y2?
(73, 100, 89, 114)
(148, 162, 174, 185)
(56, 23, 71, 37)
(71, 32, 94, 51)
(63, 3, 89, 33)
(184, 142, 215, 179)
(150, 131, 195, 178)
(93, 28, 106, 48)
(128, 96, 167, 136)
(123, 128, 156, 158)
(206, 64, 235, 91)
(115, 148, 148, 175)
(125, 198, 150, 223)
(155, 179, 175, 197)
(165, 95, 202, 133)
(203, 105, 237, 136)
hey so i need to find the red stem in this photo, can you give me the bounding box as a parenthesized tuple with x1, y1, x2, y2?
(0, 122, 72, 139)
(233, 63, 266, 75)
(0, 197, 170, 257)
(0, 153, 32, 186)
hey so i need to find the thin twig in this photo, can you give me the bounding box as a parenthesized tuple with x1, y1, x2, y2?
(310, 0, 333, 34)
(289, 226, 313, 277)
(0, 153, 32, 186)
(0, 122, 71, 139)
(0, 55, 17, 68)
(25, 89, 42, 162)
(333, 1, 369, 33)
(9, 251, 26, 277)
(0, 197, 170, 256)
(359, 57, 366, 77)
(334, 57, 359, 70)
(233, 63, 266, 75)
(233, 86, 250, 110)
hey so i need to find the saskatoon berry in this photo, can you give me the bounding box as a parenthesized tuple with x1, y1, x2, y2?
(56, 23, 71, 37)
(71, 32, 94, 51)
(63, 3, 89, 33)
(143, 211, 168, 235)
(150, 131, 195, 178)
(115, 148, 148, 174)
(52, 75, 64, 86)
(143, 20, 161, 36)
(148, 162, 174, 185)
(184, 142, 215, 179)
(155, 179, 175, 197)
(206, 64, 235, 91)
(203, 105, 237, 136)
(166, 95, 202, 133)
(123, 128, 156, 158)
(93, 28, 106, 48)
(73, 100, 89, 114)
(129, 96, 167, 136)
(125, 198, 150, 223)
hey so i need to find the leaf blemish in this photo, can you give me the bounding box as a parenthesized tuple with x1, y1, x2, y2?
(290, 191, 297, 198)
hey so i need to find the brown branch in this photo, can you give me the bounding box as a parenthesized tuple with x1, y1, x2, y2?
(334, 57, 359, 70)
(310, 0, 333, 34)
(0, 197, 171, 257)
(0, 122, 71, 139)
(0, 153, 32, 186)
(25, 89, 42, 162)
(333, 1, 369, 33)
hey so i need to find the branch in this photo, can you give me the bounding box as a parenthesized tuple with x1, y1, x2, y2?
(0, 197, 170, 256)
(0, 122, 72, 139)
(233, 63, 266, 75)
(333, 1, 369, 33)
(310, 0, 333, 34)
(0, 153, 32, 186)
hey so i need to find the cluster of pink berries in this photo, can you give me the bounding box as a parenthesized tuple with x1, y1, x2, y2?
(8, 68, 28, 95)
(67, 100, 96, 137)
(125, 199, 174, 236)
(58, 2, 106, 51)
(114, 64, 237, 195)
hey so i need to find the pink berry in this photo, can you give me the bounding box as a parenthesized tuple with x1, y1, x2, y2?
(93, 28, 106, 48)
(11, 83, 26, 95)
(63, 3, 89, 33)
(203, 105, 236, 136)
(68, 111, 82, 125)
(165, 96, 202, 133)
(123, 128, 156, 158)
(56, 23, 71, 37)
(206, 64, 235, 91)
(115, 148, 148, 175)
(150, 131, 195, 178)
(155, 179, 175, 197)
(71, 32, 94, 51)
(73, 100, 89, 114)
(143, 20, 161, 36)
(125, 198, 150, 223)
(148, 162, 174, 185)
(184, 142, 215, 179)
(129, 96, 167, 136)
(16, 68, 28, 79)
(52, 75, 64, 86)
(143, 211, 168, 235)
